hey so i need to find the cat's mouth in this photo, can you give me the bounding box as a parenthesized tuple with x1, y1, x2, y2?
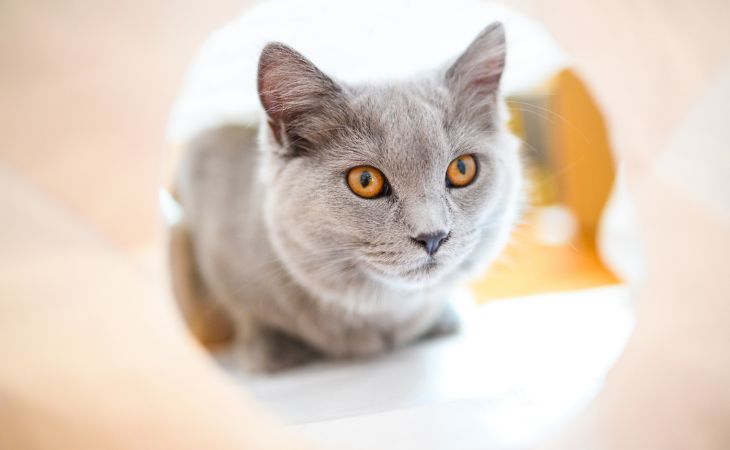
(401, 258, 439, 276)
(360, 255, 446, 287)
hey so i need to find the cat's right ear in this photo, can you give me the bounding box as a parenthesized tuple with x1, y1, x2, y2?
(257, 43, 344, 151)
(445, 23, 506, 124)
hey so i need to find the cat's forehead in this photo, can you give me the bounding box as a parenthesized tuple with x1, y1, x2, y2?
(340, 83, 452, 164)
(350, 82, 446, 129)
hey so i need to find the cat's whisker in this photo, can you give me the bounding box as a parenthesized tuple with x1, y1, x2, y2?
(230, 250, 359, 296)
(507, 100, 594, 146)
(514, 134, 543, 157)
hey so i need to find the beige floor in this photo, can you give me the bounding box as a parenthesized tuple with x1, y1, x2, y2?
(0, 0, 249, 259)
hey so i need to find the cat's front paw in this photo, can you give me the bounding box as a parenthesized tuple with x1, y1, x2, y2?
(232, 328, 321, 373)
(424, 304, 461, 339)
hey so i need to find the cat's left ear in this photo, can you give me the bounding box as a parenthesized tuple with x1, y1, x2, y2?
(445, 22, 506, 121)
(258, 42, 346, 154)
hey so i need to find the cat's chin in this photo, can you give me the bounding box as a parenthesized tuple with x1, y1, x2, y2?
(361, 259, 450, 290)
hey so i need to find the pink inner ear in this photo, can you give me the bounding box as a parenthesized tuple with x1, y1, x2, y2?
(258, 68, 288, 120)
(258, 43, 305, 121)
(447, 23, 506, 96)
(472, 67, 502, 88)
(464, 46, 505, 92)
(257, 42, 342, 124)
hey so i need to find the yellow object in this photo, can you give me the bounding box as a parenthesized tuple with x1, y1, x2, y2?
(472, 69, 619, 301)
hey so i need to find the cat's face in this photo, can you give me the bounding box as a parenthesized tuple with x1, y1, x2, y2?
(258, 23, 522, 292)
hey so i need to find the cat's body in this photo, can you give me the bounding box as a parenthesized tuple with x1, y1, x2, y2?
(172, 24, 523, 371)
(176, 124, 462, 369)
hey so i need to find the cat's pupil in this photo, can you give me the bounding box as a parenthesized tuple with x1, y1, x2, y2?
(360, 171, 372, 188)
(456, 159, 466, 175)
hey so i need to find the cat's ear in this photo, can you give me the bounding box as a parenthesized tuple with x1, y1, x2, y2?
(258, 43, 345, 153)
(445, 23, 506, 122)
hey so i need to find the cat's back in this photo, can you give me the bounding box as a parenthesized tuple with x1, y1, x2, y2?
(175, 125, 268, 273)
(176, 124, 260, 222)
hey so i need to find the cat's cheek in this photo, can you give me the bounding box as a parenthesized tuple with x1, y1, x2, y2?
(448, 185, 490, 220)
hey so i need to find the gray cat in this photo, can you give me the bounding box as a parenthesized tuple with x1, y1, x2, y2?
(171, 22, 523, 372)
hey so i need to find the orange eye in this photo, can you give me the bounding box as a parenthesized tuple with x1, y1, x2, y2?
(347, 166, 387, 198)
(446, 154, 477, 187)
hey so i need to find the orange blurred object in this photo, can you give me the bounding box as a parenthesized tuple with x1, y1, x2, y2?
(473, 70, 619, 301)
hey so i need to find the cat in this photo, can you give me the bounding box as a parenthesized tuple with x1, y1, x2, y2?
(172, 22, 523, 372)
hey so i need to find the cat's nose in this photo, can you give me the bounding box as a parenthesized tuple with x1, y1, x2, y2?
(412, 231, 449, 256)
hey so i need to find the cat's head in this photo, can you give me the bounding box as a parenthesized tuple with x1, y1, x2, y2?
(257, 23, 522, 294)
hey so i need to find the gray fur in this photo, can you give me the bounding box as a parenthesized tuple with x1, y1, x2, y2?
(174, 23, 523, 371)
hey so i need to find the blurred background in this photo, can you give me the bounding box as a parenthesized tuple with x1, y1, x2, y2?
(0, 0, 636, 307)
(4, 0, 729, 303)
(3, 1, 729, 448)
(3, 0, 729, 366)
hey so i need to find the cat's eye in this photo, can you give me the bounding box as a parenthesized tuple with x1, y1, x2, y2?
(347, 166, 388, 199)
(446, 154, 477, 188)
